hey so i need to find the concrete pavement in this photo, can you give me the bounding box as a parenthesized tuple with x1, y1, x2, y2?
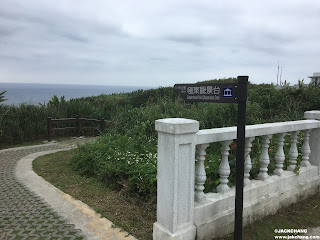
(0, 139, 137, 240)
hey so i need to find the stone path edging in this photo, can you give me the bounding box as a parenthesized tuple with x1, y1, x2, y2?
(15, 147, 137, 240)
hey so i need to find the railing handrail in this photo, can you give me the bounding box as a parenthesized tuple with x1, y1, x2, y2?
(196, 119, 320, 145)
(47, 116, 110, 141)
(49, 117, 111, 123)
(50, 118, 76, 123)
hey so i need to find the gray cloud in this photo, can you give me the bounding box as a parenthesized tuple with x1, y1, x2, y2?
(0, 0, 319, 86)
(49, 28, 89, 43)
(0, 28, 16, 38)
(165, 34, 207, 46)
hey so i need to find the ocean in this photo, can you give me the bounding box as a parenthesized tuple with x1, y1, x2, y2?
(0, 83, 149, 106)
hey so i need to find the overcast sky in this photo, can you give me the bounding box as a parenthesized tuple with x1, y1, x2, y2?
(0, 0, 319, 87)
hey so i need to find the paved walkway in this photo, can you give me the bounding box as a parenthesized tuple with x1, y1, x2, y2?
(0, 139, 136, 240)
(0, 140, 86, 240)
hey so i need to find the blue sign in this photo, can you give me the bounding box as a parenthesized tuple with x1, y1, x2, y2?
(223, 87, 233, 98)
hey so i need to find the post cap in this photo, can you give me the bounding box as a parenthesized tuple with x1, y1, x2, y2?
(155, 118, 199, 134)
(304, 110, 320, 120)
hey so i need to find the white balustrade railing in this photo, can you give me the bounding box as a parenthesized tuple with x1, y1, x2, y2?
(274, 132, 286, 176)
(244, 137, 254, 185)
(193, 120, 319, 202)
(258, 134, 272, 180)
(153, 111, 320, 240)
(216, 140, 232, 194)
(301, 129, 311, 167)
(287, 131, 299, 171)
(195, 144, 209, 202)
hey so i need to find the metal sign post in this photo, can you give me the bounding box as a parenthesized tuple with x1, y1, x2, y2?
(233, 76, 248, 240)
(174, 76, 248, 240)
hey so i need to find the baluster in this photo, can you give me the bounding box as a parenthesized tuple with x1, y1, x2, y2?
(274, 133, 286, 176)
(301, 129, 311, 167)
(217, 140, 232, 193)
(258, 135, 272, 180)
(244, 137, 255, 185)
(287, 131, 299, 171)
(195, 143, 210, 202)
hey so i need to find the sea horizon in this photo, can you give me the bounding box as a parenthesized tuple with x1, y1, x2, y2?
(0, 82, 151, 106)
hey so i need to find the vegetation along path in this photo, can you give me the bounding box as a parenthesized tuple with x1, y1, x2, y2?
(0, 138, 135, 240)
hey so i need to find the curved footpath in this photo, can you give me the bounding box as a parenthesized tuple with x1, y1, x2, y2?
(0, 139, 137, 240)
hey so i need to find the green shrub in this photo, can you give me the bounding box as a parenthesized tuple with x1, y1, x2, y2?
(72, 134, 157, 199)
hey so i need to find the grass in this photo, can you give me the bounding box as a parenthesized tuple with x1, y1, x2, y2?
(216, 190, 320, 239)
(33, 150, 156, 240)
(33, 149, 320, 240)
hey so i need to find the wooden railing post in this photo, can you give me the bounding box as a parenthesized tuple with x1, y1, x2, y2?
(100, 118, 105, 133)
(47, 117, 52, 141)
(76, 115, 80, 137)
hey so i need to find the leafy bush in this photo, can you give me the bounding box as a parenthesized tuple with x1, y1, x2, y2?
(72, 134, 157, 199)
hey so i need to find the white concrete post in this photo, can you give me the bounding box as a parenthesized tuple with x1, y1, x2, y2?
(287, 131, 299, 172)
(301, 129, 311, 167)
(153, 118, 199, 240)
(258, 134, 272, 180)
(216, 140, 232, 193)
(274, 133, 286, 176)
(244, 137, 255, 185)
(195, 143, 210, 203)
(304, 111, 320, 173)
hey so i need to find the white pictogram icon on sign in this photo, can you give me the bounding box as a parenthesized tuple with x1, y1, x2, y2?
(223, 88, 233, 97)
